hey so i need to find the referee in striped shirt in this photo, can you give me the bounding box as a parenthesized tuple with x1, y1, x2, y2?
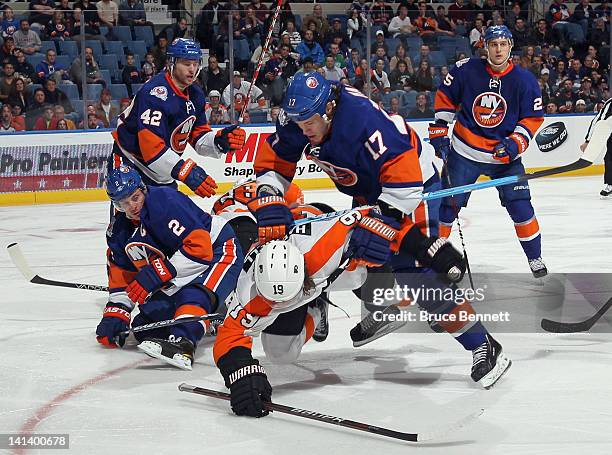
(582, 97, 612, 197)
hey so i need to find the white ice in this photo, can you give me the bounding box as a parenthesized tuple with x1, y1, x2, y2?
(1, 175, 612, 455)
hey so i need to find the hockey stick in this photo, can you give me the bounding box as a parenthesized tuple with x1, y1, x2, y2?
(119, 314, 224, 338)
(178, 383, 483, 442)
(540, 296, 612, 333)
(7, 242, 109, 292)
(238, 0, 283, 122)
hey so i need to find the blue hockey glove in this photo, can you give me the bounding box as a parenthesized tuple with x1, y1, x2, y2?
(349, 212, 398, 267)
(96, 303, 131, 348)
(171, 158, 217, 198)
(126, 258, 177, 305)
(428, 122, 451, 160)
(215, 125, 246, 153)
(247, 186, 294, 244)
(493, 135, 522, 164)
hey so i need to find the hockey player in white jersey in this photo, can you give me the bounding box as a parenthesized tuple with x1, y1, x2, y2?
(581, 98, 612, 198)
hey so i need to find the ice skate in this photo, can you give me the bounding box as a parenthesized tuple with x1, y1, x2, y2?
(311, 295, 329, 342)
(528, 257, 548, 278)
(600, 184, 612, 198)
(471, 334, 511, 389)
(138, 335, 195, 370)
(350, 304, 408, 347)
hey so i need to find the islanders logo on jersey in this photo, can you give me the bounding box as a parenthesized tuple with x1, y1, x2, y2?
(472, 92, 507, 128)
(308, 156, 358, 187)
(124, 241, 166, 271)
(171, 115, 196, 151)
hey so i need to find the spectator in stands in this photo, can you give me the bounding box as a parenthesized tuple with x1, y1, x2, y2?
(371, 58, 391, 93)
(387, 96, 401, 117)
(29, 0, 56, 32)
(207, 107, 223, 125)
(389, 59, 413, 91)
(573, 0, 595, 38)
(555, 78, 577, 112)
(70, 7, 105, 44)
(58, 0, 74, 21)
(26, 88, 47, 127)
(223, 71, 267, 116)
(413, 44, 431, 66)
(97, 0, 119, 39)
(370, 0, 394, 35)
(345, 48, 360, 81)
(205, 89, 230, 124)
(249, 0, 269, 23)
(56, 119, 69, 130)
(86, 111, 104, 129)
(327, 42, 346, 68)
(588, 16, 609, 48)
(296, 56, 315, 75)
(370, 30, 389, 56)
(322, 54, 344, 82)
(119, 0, 149, 30)
(47, 10, 71, 42)
(512, 17, 531, 49)
(151, 36, 168, 72)
(0, 104, 24, 132)
(481, 0, 500, 26)
(13, 20, 42, 55)
(0, 62, 16, 103)
(347, 8, 365, 50)
(325, 18, 349, 50)
(196, 0, 221, 51)
(546, 101, 558, 114)
(466, 0, 482, 23)
(577, 76, 597, 108)
(567, 58, 587, 85)
(389, 44, 412, 73)
(448, 0, 469, 34)
(36, 49, 71, 84)
(506, 2, 526, 27)
(277, 43, 298, 78)
(540, 44, 557, 69)
(388, 5, 414, 45)
(540, 68, 554, 104)
(141, 52, 156, 81)
(70, 46, 105, 87)
(8, 77, 28, 113)
(531, 19, 554, 47)
(413, 59, 433, 92)
(407, 92, 434, 119)
(1, 7, 20, 39)
(370, 45, 390, 73)
(434, 5, 455, 36)
(469, 17, 486, 52)
(414, 1, 438, 46)
(550, 0, 584, 46)
(243, 6, 263, 53)
(53, 104, 76, 129)
(159, 16, 188, 43)
(283, 22, 301, 49)
(257, 47, 285, 105)
(301, 3, 329, 39)
(94, 88, 118, 127)
(33, 104, 58, 130)
(574, 98, 587, 113)
(202, 55, 228, 94)
(122, 52, 142, 96)
(265, 105, 279, 123)
(43, 78, 73, 113)
(297, 29, 324, 67)
(0, 37, 18, 66)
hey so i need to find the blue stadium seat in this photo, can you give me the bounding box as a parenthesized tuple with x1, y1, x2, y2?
(99, 69, 112, 86)
(28, 83, 43, 96)
(85, 84, 104, 101)
(429, 51, 447, 67)
(105, 41, 126, 59)
(99, 54, 119, 71)
(84, 40, 103, 59)
(59, 40, 78, 59)
(55, 55, 71, 68)
(113, 26, 133, 43)
(26, 54, 45, 68)
(127, 41, 148, 58)
(294, 14, 301, 30)
(248, 110, 269, 124)
(404, 36, 423, 52)
(99, 26, 109, 37)
(402, 91, 417, 110)
(59, 83, 80, 100)
(134, 26, 154, 48)
(110, 83, 129, 99)
(385, 37, 401, 54)
(40, 41, 57, 55)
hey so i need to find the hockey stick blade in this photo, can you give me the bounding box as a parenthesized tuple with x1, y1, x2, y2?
(178, 383, 483, 442)
(120, 314, 223, 337)
(7, 242, 109, 292)
(541, 296, 612, 333)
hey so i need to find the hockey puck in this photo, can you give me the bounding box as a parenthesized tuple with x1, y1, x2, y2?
(535, 121, 568, 152)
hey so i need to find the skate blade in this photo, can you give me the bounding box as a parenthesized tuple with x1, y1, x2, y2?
(479, 353, 512, 389)
(137, 341, 193, 371)
(352, 320, 408, 348)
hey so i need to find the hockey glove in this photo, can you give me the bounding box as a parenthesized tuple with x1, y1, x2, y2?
(492, 135, 522, 164)
(394, 223, 466, 283)
(349, 212, 398, 267)
(126, 258, 177, 305)
(215, 125, 246, 153)
(171, 158, 218, 198)
(428, 122, 451, 161)
(96, 303, 131, 348)
(247, 188, 294, 244)
(218, 347, 272, 418)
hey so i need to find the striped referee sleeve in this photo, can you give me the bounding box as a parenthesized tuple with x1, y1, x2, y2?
(585, 98, 612, 142)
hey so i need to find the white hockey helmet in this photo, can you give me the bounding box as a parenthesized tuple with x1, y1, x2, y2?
(254, 240, 305, 303)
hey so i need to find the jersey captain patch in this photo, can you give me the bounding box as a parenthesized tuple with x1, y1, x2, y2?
(171, 115, 196, 151)
(472, 92, 507, 128)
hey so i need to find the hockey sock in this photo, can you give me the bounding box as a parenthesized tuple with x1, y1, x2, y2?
(506, 200, 542, 260)
(433, 301, 487, 350)
(171, 304, 207, 345)
(304, 306, 322, 343)
(438, 205, 456, 238)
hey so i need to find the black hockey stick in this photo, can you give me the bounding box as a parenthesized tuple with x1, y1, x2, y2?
(7, 242, 109, 292)
(119, 314, 224, 338)
(178, 383, 483, 442)
(540, 296, 612, 333)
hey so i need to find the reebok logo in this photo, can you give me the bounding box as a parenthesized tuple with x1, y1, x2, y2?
(179, 160, 194, 178)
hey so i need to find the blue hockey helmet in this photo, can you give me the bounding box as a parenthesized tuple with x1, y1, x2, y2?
(167, 38, 204, 78)
(105, 165, 146, 210)
(484, 25, 513, 45)
(283, 72, 334, 122)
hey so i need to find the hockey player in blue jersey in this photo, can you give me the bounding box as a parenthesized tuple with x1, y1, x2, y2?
(246, 71, 511, 388)
(429, 26, 546, 277)
(96, 166, 244, 370)
(110, 38, 246, 198)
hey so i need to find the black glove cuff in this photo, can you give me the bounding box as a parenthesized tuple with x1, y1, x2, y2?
(399, 224, 434, 266)
(217, 347, 261, 388)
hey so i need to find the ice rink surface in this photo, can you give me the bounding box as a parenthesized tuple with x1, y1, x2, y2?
(1, 175, 612, 455)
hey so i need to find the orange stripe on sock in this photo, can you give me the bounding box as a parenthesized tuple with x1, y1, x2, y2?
(514, 217, 540, 241)
(437, 302, 477, 334)
(439, 223, 452, 239)
(304, 313, 315, 342)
